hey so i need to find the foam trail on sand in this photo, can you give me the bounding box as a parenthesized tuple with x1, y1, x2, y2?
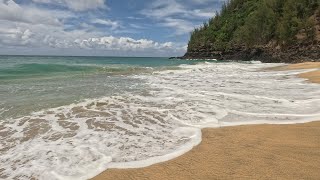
(1, 62, 320, 180)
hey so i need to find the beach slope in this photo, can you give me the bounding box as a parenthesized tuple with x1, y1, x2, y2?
(93, 62, 320, 180)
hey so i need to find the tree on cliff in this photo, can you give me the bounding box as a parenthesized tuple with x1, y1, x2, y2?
(188, 0, 320, 53)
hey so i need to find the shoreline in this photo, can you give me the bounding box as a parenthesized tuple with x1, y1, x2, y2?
(93, 122, 320, 180)
(92, 62, 320, 180)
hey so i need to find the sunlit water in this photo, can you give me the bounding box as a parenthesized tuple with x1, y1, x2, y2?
(0, 56, 319, 180)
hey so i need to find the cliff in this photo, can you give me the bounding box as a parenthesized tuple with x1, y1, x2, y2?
(182, 0, 320, 63)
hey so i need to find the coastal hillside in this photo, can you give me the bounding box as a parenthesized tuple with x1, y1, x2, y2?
(183, 0, 320, 63)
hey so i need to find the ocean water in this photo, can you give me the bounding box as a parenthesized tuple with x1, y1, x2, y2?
(0, 56, 320, 180)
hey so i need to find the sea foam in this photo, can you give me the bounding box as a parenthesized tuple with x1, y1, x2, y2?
(0, 62, 320, 180)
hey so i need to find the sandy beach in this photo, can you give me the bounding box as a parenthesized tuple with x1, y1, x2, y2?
(92, 62, 320, 180)
(270, 62, 320, 83)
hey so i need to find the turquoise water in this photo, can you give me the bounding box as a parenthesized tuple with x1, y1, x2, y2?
(0, 56, 194, 80)
(1, 56, 319, 180)
(0, 56, 195, 119)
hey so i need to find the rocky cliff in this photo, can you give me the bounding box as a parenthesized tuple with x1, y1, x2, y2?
(181, 0, 320, 63)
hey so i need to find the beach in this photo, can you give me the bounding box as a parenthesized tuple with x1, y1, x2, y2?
(1, 58, 320, 180)
(1, 0, 319, 179)
(93, 62, 320, 180)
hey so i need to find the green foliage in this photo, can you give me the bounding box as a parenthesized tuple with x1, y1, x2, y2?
(188, 0, 320, 51)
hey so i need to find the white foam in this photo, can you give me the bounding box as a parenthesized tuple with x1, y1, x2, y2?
(1, 62, 320, 180)
(108, 127, 201, 169)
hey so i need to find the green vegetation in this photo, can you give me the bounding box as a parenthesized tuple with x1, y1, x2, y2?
(188, 0, 320, 52)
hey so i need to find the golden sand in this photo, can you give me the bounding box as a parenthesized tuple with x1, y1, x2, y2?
(269, 62, 320, 83)
(299, 70, 320, 84)
(92, 62, 320, 180)
(287, 62, 320, 83)
(268, 62, 320, 71)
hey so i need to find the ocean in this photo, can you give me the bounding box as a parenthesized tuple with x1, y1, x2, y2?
(0, 56, 320, 180)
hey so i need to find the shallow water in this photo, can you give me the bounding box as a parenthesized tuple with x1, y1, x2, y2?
(0, 56, 319, 180)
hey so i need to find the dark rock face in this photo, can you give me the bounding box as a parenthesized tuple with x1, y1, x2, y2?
(181, 43, 320, 63)
(181, 9, 320, 63)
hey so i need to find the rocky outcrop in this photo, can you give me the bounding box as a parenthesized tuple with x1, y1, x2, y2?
(180, 10, 320, 63)
(181, 43, 320, 63)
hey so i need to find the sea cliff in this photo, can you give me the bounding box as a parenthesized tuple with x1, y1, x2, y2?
(181, 0, 320, 63)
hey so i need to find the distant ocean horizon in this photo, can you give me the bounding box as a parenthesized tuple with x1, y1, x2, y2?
(1, 55, 320, 180)
(0, 54, 175, 58)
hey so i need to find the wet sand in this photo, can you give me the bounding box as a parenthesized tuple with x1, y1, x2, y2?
(92, 62, 320, 180)
(269, 62, 320, 83)
(270, 62, 320, 71)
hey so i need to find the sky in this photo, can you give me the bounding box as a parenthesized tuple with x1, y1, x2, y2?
(0, 0, 225, 57)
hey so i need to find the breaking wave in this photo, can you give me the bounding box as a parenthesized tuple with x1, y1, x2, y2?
(1, 62, 320, 180)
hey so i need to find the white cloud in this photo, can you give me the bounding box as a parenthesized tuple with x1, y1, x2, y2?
(192, 9, 216, 18)
(32, 0, 106, 11)
(0, 18, 185, 55)
(141, 0, 216, 19)
(189, 0, 225, 5)
(160, 18, 195, 35)
(72, 36, 182, 52)
(0, 0, 188, 56)
(140, 0, 217, 35)
(91, 19, 120, 30)
(0, 27, 34, 46)
(129, 24, 147, 30)
(0, 0, 64, 26)
(141, 0, 185, 19)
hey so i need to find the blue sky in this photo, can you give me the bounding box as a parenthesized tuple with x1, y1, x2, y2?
(0, 0, 225, 56)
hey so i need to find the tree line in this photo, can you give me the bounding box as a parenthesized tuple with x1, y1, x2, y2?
(188, 0, 320, 52)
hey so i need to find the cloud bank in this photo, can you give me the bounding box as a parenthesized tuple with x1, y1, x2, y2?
(0, 0, 223, 56)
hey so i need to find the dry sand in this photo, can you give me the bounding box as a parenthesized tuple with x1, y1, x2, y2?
(92, 62, 320, 180)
